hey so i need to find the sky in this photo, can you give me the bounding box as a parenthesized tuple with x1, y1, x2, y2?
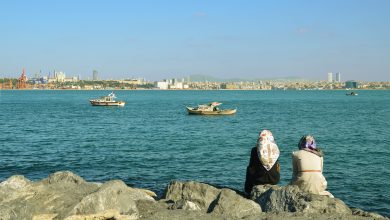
(0, 0, 389, 81)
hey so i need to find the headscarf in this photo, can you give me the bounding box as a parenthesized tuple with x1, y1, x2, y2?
(298, 135, 323, 157)
(298, 135, 317, 150)
(257, 130, 280, 171)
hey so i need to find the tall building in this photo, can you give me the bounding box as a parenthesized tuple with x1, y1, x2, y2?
(55, 71, 66, 82)
(327, 72, 333, 82)
(345, 80, 358, 89)
(93, 70, 98, 81)
(336, 72, 341, 82)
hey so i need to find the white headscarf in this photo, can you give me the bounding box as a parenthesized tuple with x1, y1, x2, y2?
(257, 130, 280, 171)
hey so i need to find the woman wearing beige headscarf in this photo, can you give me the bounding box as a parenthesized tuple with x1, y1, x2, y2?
(290, 135, 333, 197)
(245, 130, 280, 194)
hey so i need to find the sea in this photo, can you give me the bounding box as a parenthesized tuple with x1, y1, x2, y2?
(0, 90, 389, 216)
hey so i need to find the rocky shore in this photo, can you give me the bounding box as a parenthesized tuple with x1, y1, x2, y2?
(0, 171, 387, 220)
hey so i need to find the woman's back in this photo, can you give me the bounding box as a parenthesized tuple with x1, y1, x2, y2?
(292, 150, 322, 172)
(245, 130, 280, 194)
(290, 135, 333, 197)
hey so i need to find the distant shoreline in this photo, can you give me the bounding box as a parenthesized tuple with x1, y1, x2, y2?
(1, 88, 389, 91)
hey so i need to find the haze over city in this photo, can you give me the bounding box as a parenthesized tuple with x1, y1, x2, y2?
(1, 0, 389, 81)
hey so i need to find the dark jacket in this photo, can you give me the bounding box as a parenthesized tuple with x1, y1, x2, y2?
(244, 147, 280, 194)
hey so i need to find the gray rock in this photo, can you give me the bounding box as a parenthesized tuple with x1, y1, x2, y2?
(252, 185, 351, 214)
(0, 171, 156, 220)
(168, 199, 202, 211)
(208, 188, 261, 218)
(163, 181, 220, 210)
(0, 171, 100, 220)
(250, 184, 275, 200)
(1, 172, 386, 220)
(0, 175, 31, 190)
(351, 208, 388, 220)
(42, 171, 86, 185)
(68, 180, 155, 217)
(64, 209, 137, 220)
(163, 181, 261, 218)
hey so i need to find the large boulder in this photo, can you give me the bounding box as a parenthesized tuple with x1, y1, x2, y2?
(0, 175, 32, 207)
(68, 180, 155, 218)
(42, 171, 87, 185)
(163, 181, 261, 218)
(251, 185, 351, 214)
(208, 188, 262, 218)
(0, 171, 156, 220)
(0, 171, 99, 220)
(163, 181, 220, 210)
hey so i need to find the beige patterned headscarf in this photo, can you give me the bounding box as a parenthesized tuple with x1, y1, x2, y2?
(257, 130, 280, 171)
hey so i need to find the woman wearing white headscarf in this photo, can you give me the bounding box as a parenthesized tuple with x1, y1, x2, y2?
(245, 130, 280, 194)
(290, 135, 333, 197)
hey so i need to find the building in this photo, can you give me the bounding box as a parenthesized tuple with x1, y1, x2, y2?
(48, 71, 65, 83)
(336, 72, 341, 82)
(327, 72, 333, 82)
(93, 70, 98, 81)
(48, 71, 79, 83)
(345, 80, 358, 89)
(170, 82, 183, 89)
(121, 78, 141, 85)
(156, 81, 169, 89)
(55, 71, 66, 82)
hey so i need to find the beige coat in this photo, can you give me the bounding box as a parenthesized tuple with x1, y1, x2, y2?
(290, 150, 333, 197)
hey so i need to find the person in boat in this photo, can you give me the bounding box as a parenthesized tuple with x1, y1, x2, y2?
(290, 135, 333, 197)
(244, 130, 280, 194)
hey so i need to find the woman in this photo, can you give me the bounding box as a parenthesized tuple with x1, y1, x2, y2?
(290, 135, 333, 197)
(244, 130, 280, 194)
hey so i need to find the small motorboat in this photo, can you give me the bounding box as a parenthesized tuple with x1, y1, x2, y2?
(186, 102, 236, 115)
(89, 92, 125, 106)
(346, 91, 358, 96)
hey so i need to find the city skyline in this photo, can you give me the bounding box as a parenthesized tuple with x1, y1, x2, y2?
(1, 0, 389, 81)
(0, 68, 354, 83)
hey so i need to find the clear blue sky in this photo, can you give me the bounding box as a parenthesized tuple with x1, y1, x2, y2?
(1, 0, 389, 81)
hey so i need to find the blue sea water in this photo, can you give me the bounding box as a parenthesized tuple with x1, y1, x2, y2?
(0, 90, 389, 216)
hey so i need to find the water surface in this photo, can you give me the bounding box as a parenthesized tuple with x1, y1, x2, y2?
(0, 90, 389, 216)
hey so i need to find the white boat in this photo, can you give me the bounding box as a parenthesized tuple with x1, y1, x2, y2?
(89, 92, 125, 107)
(186, 102, 236, 115)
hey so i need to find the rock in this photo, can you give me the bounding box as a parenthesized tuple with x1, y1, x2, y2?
(0, 175, 31, 190)
(0, 175, 32, 206)
(32, 214, 58, 220)
(0, 172, 99, 220)
(168, 199, 202, 211)
(42, 171, 86, 185)
(351, 208, 388, 219)
(163, 181, 220, 210)
(252, 185, 351, 214)
(1, 172, 386, 220)
(141, 209, 223, 220)
(163, 181, 261, 218)
(68, 180, 155, 217)
(64, 209, 137, 220)
(136, 188, 157, 198)
(208, 188, 262, 218)
(250, 184, 275, 200)
(0, 172, 155, 220)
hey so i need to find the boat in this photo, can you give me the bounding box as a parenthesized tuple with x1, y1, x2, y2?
(186, 102, 236, 115)
(346, 91, 358, 96)
(89, 92, 125, 106)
